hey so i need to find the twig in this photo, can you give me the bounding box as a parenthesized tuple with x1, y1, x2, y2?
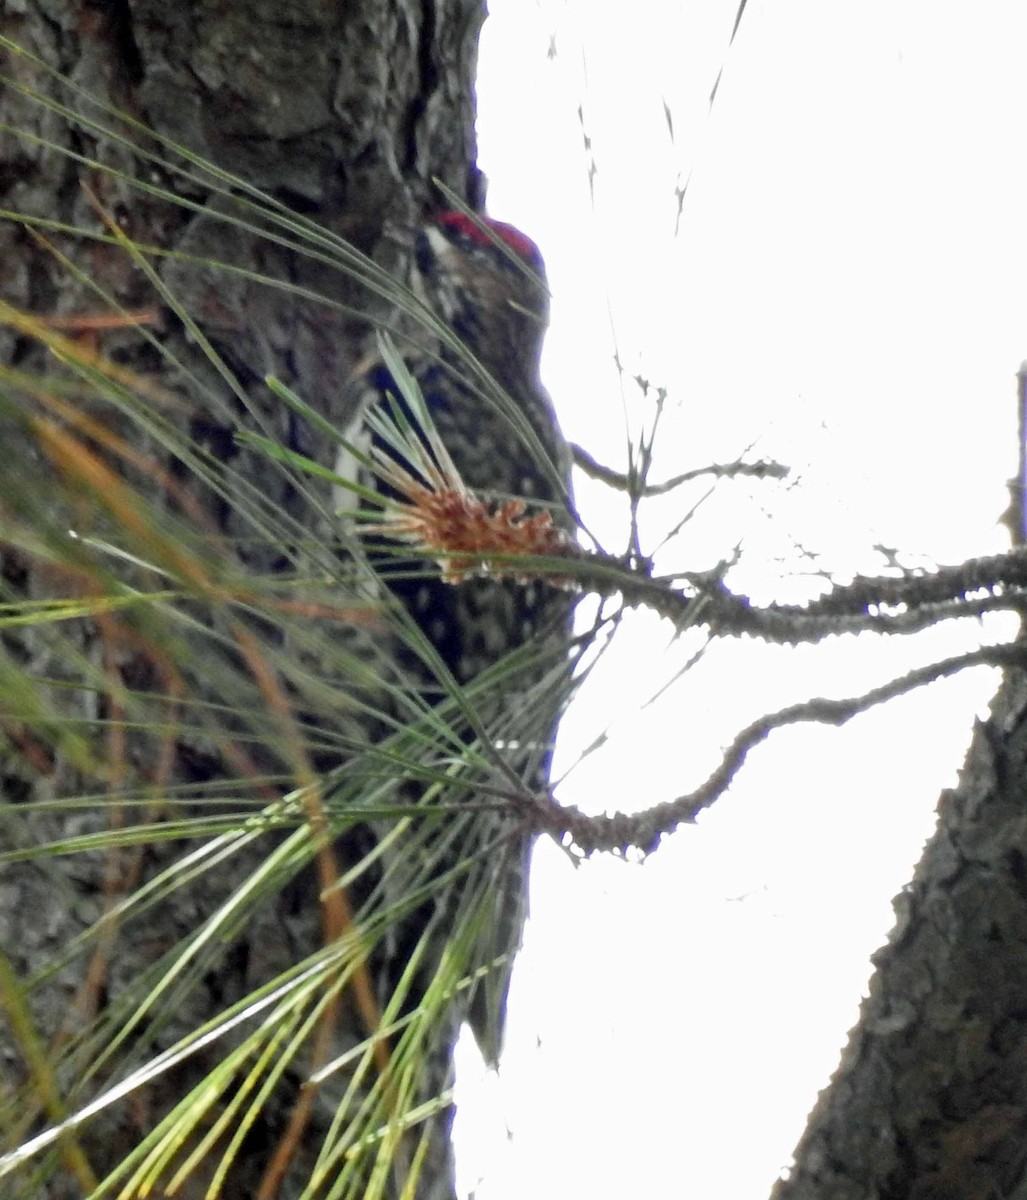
(571, 442, 789, 497)
(523, 641, 1026, 855)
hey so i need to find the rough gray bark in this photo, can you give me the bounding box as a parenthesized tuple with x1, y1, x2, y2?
(773, 663, 1027, 1200)
(0, 2, 488, 1197)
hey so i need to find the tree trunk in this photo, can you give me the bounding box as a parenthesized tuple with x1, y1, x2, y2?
(0, 2, 486, 1197)
(773, 663, 1027, 1200)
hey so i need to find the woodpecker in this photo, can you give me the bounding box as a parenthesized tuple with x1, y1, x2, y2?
(338, 211, 574, 1074)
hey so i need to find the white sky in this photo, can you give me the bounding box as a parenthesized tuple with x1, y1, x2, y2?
(455, 3, 1027, 1197)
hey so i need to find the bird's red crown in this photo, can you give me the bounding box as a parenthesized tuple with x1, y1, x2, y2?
(432, 211, 543, 269)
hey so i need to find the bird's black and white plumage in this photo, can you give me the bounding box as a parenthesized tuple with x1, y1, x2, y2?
(337, 210, 574, 1075)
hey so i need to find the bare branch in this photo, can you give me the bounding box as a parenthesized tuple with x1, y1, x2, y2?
(523, 641, 1026, 855)
(554, 546, 1027, 645)
(571, 442, 789, 498)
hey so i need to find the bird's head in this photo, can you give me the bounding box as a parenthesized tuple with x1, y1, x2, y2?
(414, 211, 550, 363)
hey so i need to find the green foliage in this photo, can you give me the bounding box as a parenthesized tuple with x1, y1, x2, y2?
(0, 38, 578, 1199)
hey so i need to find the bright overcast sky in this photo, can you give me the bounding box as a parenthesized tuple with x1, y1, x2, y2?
(454, 3, 1027, 1197)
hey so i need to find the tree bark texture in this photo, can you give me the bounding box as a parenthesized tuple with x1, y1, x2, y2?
(0, 2, 486, 1197)
(773, 664, 1027, 1200)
